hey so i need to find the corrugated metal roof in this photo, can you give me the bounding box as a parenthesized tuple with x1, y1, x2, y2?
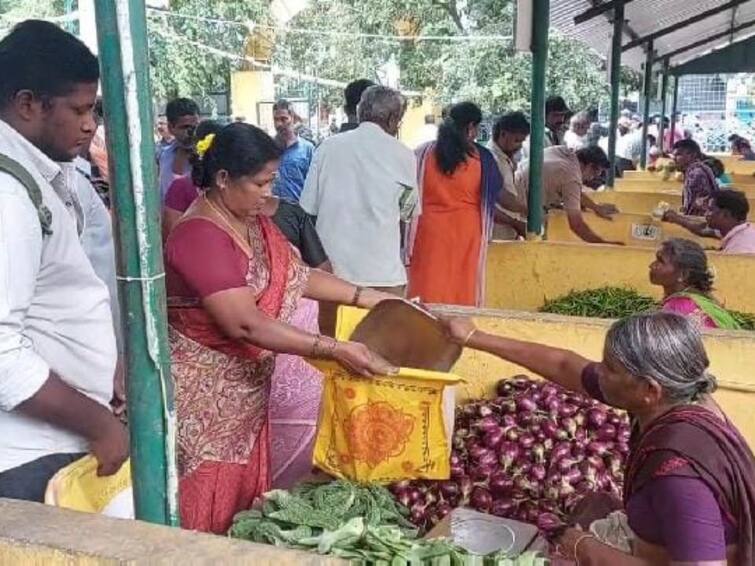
(550, 0, 755, 71)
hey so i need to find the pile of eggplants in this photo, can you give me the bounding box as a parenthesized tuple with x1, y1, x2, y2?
(391, 376, 630, 532)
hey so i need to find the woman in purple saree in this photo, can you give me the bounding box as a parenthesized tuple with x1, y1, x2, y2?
(443, 312, 755, 565)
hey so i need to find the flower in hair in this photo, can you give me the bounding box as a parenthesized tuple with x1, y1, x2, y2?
(195, 133, 215, 158)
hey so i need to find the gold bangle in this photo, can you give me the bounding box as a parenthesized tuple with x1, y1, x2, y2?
(463, 328, 477, 345)
(351, 286, 364, 307)
(573, 533, 595, 566)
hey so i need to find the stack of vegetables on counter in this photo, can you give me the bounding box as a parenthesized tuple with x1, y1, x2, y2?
(391, 376, 630, 533)
(539, 287, 656, 319)
(731, 310, 755, 331)
(540, 286, 755, 330)
(229, 479, 548, 565)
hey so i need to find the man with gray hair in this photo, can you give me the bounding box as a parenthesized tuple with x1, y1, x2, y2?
(300, 85, 417, 294)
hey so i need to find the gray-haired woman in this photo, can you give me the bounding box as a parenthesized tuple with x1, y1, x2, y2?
(442, 312, 755, 565)
(650, 238, 740, 330)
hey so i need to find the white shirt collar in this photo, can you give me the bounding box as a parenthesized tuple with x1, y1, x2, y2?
(0, 119, 61, 184)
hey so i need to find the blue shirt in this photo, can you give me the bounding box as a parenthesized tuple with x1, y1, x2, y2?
(157, 141, 191, 205)
(274, 137, 314, 201)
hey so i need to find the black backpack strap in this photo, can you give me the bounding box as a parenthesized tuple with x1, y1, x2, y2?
(0, 153, 53, 236)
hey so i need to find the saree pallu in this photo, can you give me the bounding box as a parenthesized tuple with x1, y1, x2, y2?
(168, 216, 309, 534)
(662, 292, 741, 330)
(624, 405, 755, 565)
(406, 143, 501, 306)
(269, 297, 323, 489)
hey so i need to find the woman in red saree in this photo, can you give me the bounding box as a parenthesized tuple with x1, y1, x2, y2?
(164, 123, 394, 534)
(443, 312, 755, 565)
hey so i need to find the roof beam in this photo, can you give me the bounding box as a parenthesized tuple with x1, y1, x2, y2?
(574, 0, 636, 25)
(653, 16, 755, 64)
(623, 0, 749, 52)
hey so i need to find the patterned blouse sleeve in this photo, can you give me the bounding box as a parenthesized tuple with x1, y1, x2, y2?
(166, 218, 248, 298)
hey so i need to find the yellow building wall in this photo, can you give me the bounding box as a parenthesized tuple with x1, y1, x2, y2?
(400, 98, 437, 148)
(437, 308, 755, 447)
(545, 210, 712, 248)
(483, 241, 755, 313)
(230, 71, 275, 126)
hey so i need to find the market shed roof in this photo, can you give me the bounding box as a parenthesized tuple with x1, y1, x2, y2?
(551, 0, 755, 71)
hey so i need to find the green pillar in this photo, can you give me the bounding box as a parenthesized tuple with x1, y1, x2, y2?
(93, 0, 178, 526)
(639, 41, 653, 170)
(527, 0, 549, 237)
(606, 2, 624, 188)
(669, 73, 680, 149)
(658, 58, 670, 153)
(64, 0, 77, 34)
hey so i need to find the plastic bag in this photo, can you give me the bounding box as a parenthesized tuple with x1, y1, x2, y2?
(45, 455, 134, 519)
(311, 306, 461, 483)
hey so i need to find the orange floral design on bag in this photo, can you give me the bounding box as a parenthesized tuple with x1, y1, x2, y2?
(344, 401, 415, 468)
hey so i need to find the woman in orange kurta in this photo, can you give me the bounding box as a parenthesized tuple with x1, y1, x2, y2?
(407, 102, 502, 306)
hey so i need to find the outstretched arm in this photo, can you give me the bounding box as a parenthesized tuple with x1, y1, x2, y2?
(441, 317, 592, 394)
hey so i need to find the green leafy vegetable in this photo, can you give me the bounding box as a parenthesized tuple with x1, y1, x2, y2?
(229, 480, 549, 565)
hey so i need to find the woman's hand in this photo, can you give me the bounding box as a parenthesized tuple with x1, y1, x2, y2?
(662, 209, 682, 224)
(356, 288, 400, 309)
(555, 527, 594, 561)
(333, 341, 398, 377)
(438, 316, 478, 346)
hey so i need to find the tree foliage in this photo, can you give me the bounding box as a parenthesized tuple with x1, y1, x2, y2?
(1, 0, 634, 115)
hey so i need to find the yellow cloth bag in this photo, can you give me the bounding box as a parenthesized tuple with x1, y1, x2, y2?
(44, 455, 134, 518)
(311, 306, 461, 484)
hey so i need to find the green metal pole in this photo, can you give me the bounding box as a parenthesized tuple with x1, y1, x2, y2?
(639, 40, 653, 170)
(93, 0, 178, 526)
(527, 0, 549, 237)
(658, 58, 669, 154)
(606, 2, 624, 188)
(670, 74, 680, 148)
(64, 0, 77, 34)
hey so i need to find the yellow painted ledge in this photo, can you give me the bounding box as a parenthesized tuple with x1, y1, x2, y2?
(0, 499, 347, 566)
(434, 307, 755, 448)
(588, 190, 755, 220)
(615, 179, 755, 197)
(484, 241, 755, 313)
(545, 210, 713, 248)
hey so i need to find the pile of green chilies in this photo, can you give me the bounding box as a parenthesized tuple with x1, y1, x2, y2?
(539, 287, 657, 319)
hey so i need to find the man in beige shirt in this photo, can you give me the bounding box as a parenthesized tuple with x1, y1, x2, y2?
(488, 112, 530, 239)
(516, 146, 620, 244)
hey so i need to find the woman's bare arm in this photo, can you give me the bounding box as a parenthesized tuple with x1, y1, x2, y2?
(442, 317, 592, 394)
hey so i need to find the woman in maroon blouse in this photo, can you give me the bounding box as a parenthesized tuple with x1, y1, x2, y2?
(164, 123, 395, 534)
(442, 312, 755, 566)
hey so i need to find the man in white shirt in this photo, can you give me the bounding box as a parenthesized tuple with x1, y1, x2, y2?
(0, 20, 128, 501)
(488, 112, 530, 239)
(563, 112, 590, 151)
(300, 85, 417, 293)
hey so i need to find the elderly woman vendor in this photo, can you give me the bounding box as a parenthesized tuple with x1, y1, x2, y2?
(443, 312, 755, 566)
